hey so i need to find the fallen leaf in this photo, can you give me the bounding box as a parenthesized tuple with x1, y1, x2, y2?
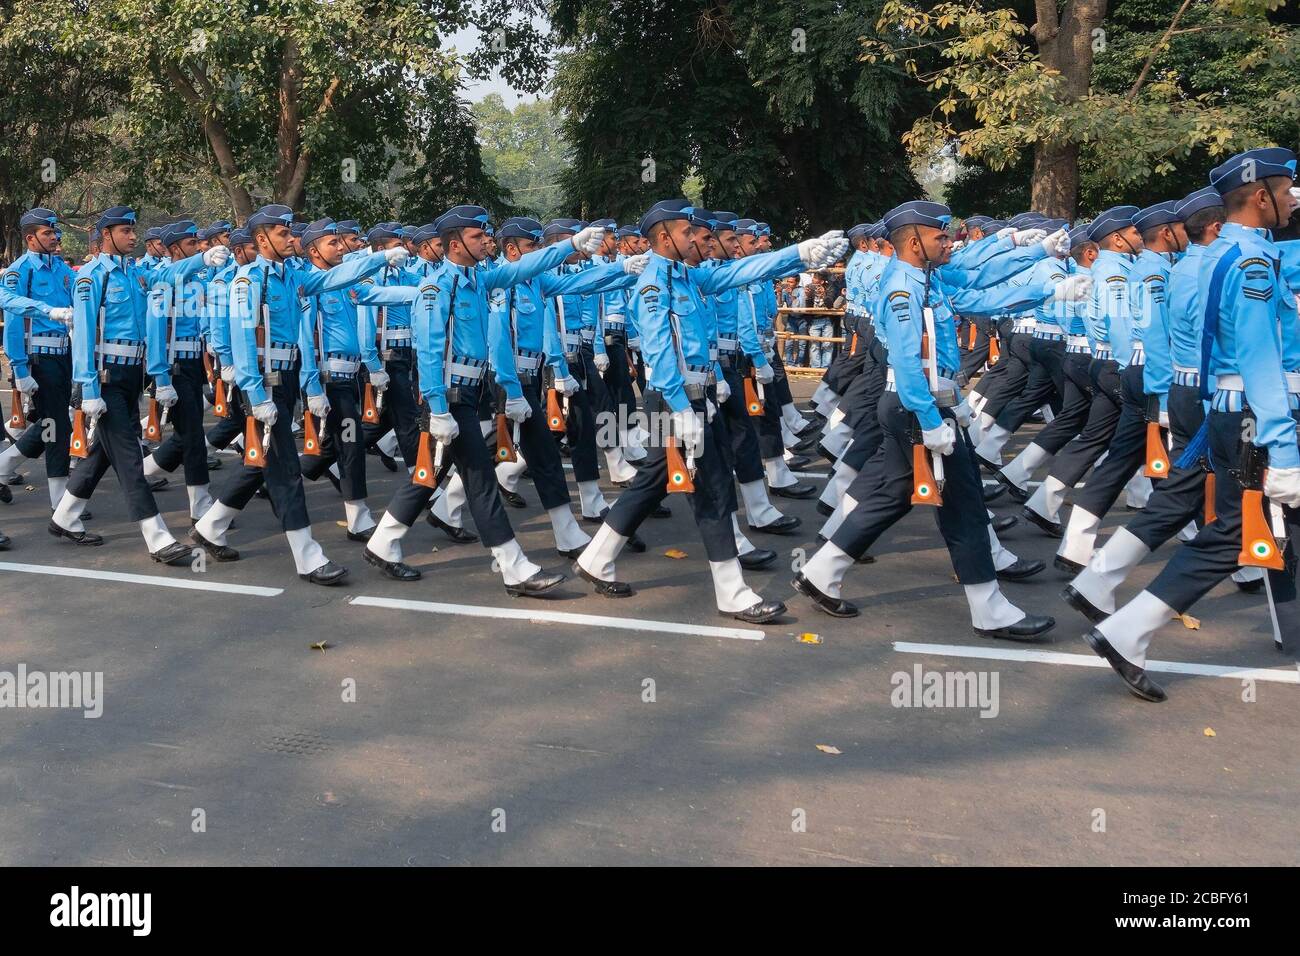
(1180, 613, 1201, 630)
(664, 548, 688, 559)
(797, 632, 823, 645)
(336, 520, 347, 528)
(310, 641, 331, 653)
(815, 744, 842, 755)
(1203, 727, 1216, 737)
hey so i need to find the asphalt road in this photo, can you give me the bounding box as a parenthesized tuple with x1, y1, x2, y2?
(1, 380, 1296, 866)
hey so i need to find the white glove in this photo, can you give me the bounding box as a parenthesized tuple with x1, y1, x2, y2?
(755, 362, 774, 384)
(571, 226, 604, 256)
(307, 393, 330, 419)
(383, 246, 410, 268)
(429, 411, 459, 443)
(1013, 228, 1047, 247)
(557, 375, 580, 397)
(1158, 410, 1170, 429)
(48, 307, 73, 324)
(15, 375, 38, 396)
(953, 400, 973, 429)
(1263, 466, 1300, 509)
(1040, 228, 1070, 257)
(715, 377, 731, 404)
(995, 227, 1017, 240)
(1052, 274, 1093, 303)
(81, 397, 106, 421)
(671, 408, 705, 459)
(251, 401, 278, 427)
(705, 399, 717, 423)
(622, 253, 650, 275)
(202, 245, 230, 268)
(220, 364, 236, 385)
(504, 396, 532, 423)
(369, 369, 390, 391)
(154, 384, 178, 408)
(797, 231, 848, 268)
(594, 352, 610, 373)
(922, 422, 956, 456)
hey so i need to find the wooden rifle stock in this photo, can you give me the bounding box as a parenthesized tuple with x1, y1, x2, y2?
(987, 334, 1001, 365)
(202, 351, 215, 385)
(744, 372, 764, 416)
(546, 388, 565, 433)
(70, 409, 89, 458)
(495, 413, 517, 463)
(8, 388, 26, 430)
(910, 443, 942, 506)
(302, 411, 321, 456)
(144, 397, 163, 442)
(1204, 471, 1216, 525)
(665, 436, 695, 493)
(412, 432, 438, 488)
(361, 382, 380, 424)
(213, 378, 230, 418)
(1235, 438, 1282, 569)
(242, 416, 266, 468)
(1143, 420, 1170, 478)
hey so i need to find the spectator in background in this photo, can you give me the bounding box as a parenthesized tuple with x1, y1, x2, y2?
(779, 275, 806, 365)
(804, 276, 833, 368)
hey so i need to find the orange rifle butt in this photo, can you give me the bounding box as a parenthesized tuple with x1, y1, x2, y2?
(8, 388, 26, 430)
(665, 436, 695, 493)
(988, 335, 1001, 365)
(967, 322, 978, 350)
(202, 351, 215, 385)
(144, 398, 163, 442)
(361, 382, 380, 424)
(910, 443, 942, 506)
(69, 409, 89, 459)
(546, 388, 565, 433)
(1238, 486, 1283, 570)
(1204, 471, 1216, 525)
(495, 413, 517, 463)
(302, 411, 321, 456)
(213, 378, 229, 418)
(412, 432, 438, 488)
(1143, 420, 1170, 478)
(743, 373, 763, 416)
(242, 416, 266, 468)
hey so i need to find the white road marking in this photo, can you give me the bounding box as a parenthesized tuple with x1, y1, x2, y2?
(893, 641, 1298, 684)
(0, 561, 283, 597)
(350, 595, 765, 641)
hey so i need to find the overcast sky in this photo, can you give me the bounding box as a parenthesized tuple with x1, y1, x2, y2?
(446, 21, 549, 107)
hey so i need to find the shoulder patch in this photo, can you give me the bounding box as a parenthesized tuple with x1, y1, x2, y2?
(1238, 257, 1271, 271)
(1, 270, 17, 290)
(1105, 275, 1126, 284)
(886, 290, 910, 302)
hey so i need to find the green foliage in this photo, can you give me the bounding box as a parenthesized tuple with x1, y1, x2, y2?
(471, 93, 569, 221)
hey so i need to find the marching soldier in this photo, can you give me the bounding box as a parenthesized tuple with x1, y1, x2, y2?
(0, 208, 78, 515)
(204, 229, 255, 459)
(191, 204, 408, 583)
(1084, 147, 1299, 700)
(363, 207, 606, 589)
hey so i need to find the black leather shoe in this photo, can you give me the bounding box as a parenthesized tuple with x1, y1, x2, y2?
(991, 513, 1018, 534)
(996, 557, 1044, 581)
(771, 481, 817, 500)
(0, 483, 10, 504)
(0, 530, 10, 550)
(816, 501, 834, 517)
(1062, 584, 1109, 624)
(1054, 555, 1084, 575)
(1083, 628, 1166, 701)
(346, 528, 375, 542)
(975, 613, 1055, 641)
(856, 552, 875, 564)
(364, 549, 421, 581)
(793, 434, 820, 455)
(650, 504, 672, 519)
(625, 532, 646, 553)
(190, 529, 239, 562)
(784, 454, 812, 470)
(1, 471, 25, 485)
(147, 476, 168, 492)
(427, 511, 478, 543)
(580, 510, 608, 525)
(815, 442, 838, 463)
(996, 470, 1031, 502)
(751, 514, 801, 535)
(738, 548, 777, 571)
(151, 541, 193, 566)
(376, 449, 399, 472)
(982, 483, 1005, 503)
(505, 569, 565, 597)
(498, 485, 527, 509)
(556, 544, 586, 560)
(729, 600, 787, 624)
(975, 452, 1001, 475)
(1023, 507, 1063, 538)
(575, 562, 632, 597)
(301, 561, 349, 586)
(793, 572, 859, 617)
(207, 454, 222, 471)
(48, 520, 102, 546)
(1236, 576, 1265, 594)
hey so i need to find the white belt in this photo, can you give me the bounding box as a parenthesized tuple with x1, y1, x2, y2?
(1066, 335, 1091, 352)
(683, 369, 712, 386)
(708, 345, 719, 362)
(324, 357, 362, 375)
(96, 342, 145, 359)
(448, 362, 484, 381)
(30, 334, 70, 348)
(579, 328, 596, 343)
(626, 337, 641, 349)
(717, 336, 739, 352)
(169, 338, 203, 355)
(257, 346, 298, 362)
(383, 327, 412, 343)
(562, 331, 581, 348)
(1128, 344, 1145, 366)
(885, 369, 960, 406)
(604, 314, 625, 328)
(1013, 318, 1036, 332)
(514, 353, 543, 372)
(1035, 322, 1064, 335)
(1174, 364, 1199, 375)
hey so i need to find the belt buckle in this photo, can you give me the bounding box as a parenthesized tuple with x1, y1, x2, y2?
(98, 367, 110, 384)
(265, 370, 282, 387)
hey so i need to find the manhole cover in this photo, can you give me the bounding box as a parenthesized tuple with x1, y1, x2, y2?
(261, 732, 332, 757)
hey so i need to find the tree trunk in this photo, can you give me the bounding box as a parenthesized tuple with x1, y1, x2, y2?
(165, 63, 254, 222)
(1030, 0, 1108, 217)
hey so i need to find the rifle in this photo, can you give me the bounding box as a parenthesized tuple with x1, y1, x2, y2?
(1143, 398, 1170, 478)
(911, 284, 945, 507)
(1233, 429, 1284, 570)
(744, 363, 764, 416)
